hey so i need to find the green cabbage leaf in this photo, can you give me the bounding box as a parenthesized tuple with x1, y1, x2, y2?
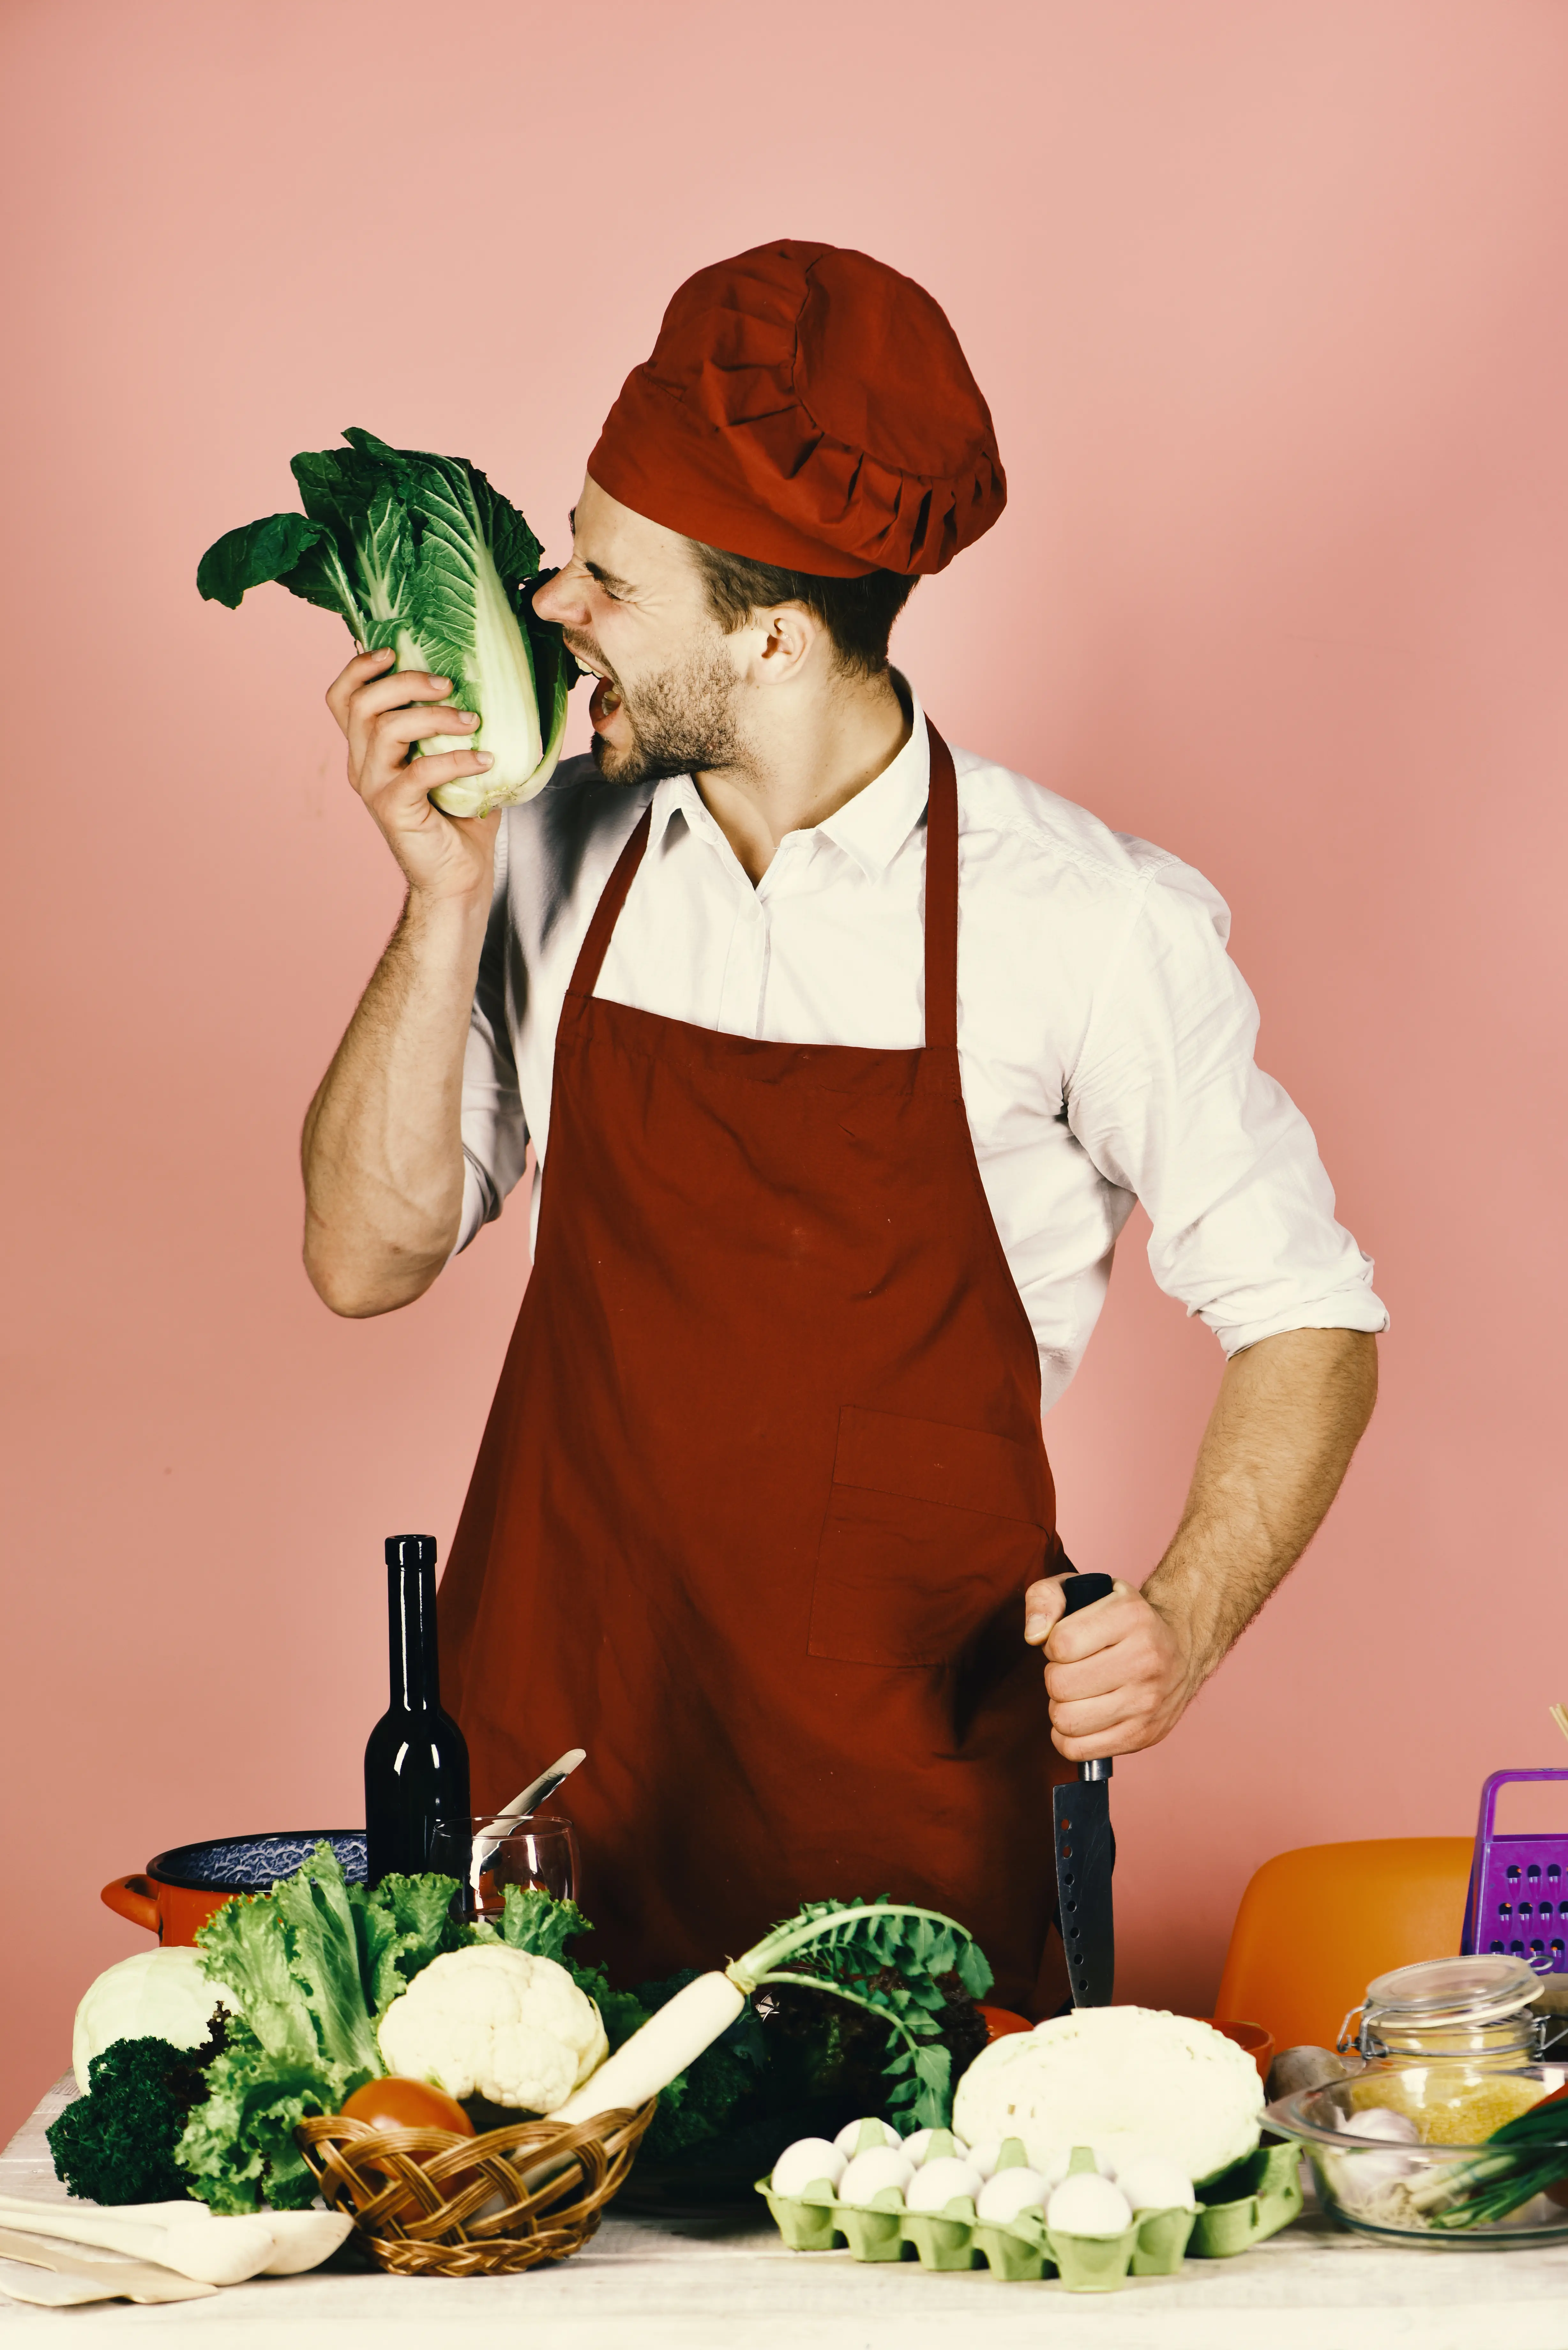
(197, 428, 574, 816)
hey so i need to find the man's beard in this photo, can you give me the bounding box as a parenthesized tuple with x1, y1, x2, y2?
(568, 631, 743, 786)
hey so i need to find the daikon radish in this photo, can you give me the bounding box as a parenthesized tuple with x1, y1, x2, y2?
(547, 1972, 745, 2126)
(548, 1896, 992, 2134)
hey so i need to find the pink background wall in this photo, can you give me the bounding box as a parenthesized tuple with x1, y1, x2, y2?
(3, 0, 1565, 2137)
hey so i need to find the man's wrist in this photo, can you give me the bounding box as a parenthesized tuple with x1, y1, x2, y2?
(400, 882, 492, 952)
(1142, 1559, 1222, 1699)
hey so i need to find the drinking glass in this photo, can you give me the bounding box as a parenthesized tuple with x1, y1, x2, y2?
(428, 1813, 578, 1922)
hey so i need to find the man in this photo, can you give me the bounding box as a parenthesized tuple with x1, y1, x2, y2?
(303, 241, 1383, 2014)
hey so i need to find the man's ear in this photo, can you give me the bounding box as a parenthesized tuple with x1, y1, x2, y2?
(750, 600, 821, 685)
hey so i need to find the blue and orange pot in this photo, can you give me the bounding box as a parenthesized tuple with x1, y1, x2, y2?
(101, 1831, 366, 1945)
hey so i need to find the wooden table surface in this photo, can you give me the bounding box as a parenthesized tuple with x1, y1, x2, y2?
(5, 2073, 1568, 2348)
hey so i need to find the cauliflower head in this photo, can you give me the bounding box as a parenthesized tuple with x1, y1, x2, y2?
(377, 1945, 608, 2112)
(953, 2006, 1263, 2186)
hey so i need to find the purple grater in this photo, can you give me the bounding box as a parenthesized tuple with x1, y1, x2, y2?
(1460, 1769, 1568, 1972)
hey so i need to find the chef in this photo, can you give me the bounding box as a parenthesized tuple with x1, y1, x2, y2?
(303, 241, 1384, 2014)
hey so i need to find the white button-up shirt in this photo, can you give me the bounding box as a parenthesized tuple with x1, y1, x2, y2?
(457, 688, 1386, 1414)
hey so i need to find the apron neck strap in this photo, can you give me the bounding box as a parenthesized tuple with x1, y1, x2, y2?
(569, 724, 962, 1051)
(569, 803, 654, 996)
(922, 724, 959, 1052)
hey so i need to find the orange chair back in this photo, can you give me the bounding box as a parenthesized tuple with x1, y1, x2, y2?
(1213, 1837, 1473, 2054)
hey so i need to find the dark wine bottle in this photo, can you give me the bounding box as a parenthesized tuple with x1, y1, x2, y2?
(364, 1534, 472, 1886)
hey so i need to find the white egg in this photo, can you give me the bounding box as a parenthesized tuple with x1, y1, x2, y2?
(902, 2126, 970, 2166)
(838, 2145, 915, 2205)
(905, 2157, 983, 2212)
(833, 2115, 901, 2156)
(770, 2137, 847, 2199)
(1344, 2107, 1419, 2143)
(1046, 2172, 1133, 2236)
(1115, 2155, 1196, 2213)
(976, 2165, 1050, 2223)
(966, 2138, 1004, 2180)
(1042, 2145, 1118, 2187)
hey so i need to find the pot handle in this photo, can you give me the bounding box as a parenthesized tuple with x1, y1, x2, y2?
(100, 1875, 162, 1935)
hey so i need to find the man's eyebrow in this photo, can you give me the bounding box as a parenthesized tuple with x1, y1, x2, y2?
(584, 558, 637, 596)
(566, 512, 636, 597)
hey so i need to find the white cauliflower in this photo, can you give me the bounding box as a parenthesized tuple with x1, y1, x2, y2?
(953, 2006, 1263, 2187)
(377, 1945, 608, 2112)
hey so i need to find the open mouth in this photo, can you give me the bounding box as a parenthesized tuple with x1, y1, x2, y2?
(566, 639, 621, 728)
(569, 644, 623, 730)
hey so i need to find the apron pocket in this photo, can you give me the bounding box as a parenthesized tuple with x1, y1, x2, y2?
(809, 1406, 1050, 1668)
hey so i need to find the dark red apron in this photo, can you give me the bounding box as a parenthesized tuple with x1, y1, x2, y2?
(440, 730, 1071, 2014)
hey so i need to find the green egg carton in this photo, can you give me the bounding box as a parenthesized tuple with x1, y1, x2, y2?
(837, 2185, 907, 2263)
(758, 2123, 1300, 2290)
(1187, 2138, 1303, 2257)
(901, 2197, 985, 2272)
(970, 2209, 1051, 2282)
(1129, 2201, 1198, 2275)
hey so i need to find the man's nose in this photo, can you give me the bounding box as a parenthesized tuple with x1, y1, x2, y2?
(533, 569, 583, 624)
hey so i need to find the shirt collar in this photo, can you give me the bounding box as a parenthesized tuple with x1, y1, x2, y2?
(645, 678, 931, 877)
(815, 684, 930, 878)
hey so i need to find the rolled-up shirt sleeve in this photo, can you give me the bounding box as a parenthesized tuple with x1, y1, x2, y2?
(452, 832, 529, 1255)
(1066, 858, 1388, 1354)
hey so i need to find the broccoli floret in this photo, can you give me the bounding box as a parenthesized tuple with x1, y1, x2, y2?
(48, 2018, 226, 2205)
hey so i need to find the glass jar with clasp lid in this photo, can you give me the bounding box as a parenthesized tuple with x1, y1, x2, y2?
(1340, 1953, 1549, 2069)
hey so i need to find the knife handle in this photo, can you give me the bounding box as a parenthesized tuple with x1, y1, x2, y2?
(1058, 1572, 1115, 1782)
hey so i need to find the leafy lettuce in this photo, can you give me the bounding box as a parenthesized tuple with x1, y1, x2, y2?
(197, 428, 574, 817)
(176, 1847, 638, 2209)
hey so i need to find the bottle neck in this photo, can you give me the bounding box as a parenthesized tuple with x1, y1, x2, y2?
(387, 1561, 442, 1712)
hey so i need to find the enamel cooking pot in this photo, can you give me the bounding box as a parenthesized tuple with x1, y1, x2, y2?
(101, 1831, 366, 1944)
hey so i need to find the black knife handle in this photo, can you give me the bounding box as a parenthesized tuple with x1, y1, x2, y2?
(1059, 1572, 1115, 1781)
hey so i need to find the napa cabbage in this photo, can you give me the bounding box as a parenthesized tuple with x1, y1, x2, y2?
(197, 428, 574, 816)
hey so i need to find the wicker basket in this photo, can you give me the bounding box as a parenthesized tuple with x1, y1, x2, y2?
(295, 2099, 657, 2276)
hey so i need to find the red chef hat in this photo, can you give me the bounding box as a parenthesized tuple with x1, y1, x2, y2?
(587, 240, 1006, 578)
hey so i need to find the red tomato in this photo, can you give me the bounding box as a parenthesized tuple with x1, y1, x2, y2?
(341, 2077, 475, 2137)
(339, 2078, 478, 2226)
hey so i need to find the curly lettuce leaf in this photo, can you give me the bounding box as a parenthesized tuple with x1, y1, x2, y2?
(494, 1886, 594, 1967)
(267, 1846, 383, 2075)
(348, 1869, 467, 2015)
(175, 2019, 359, 2214)
(195, 1842, 381, 2077)
(195, 1882, 318, 2068)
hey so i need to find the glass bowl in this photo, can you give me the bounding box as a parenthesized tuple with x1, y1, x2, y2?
(1267, 2064, 1568, 2246)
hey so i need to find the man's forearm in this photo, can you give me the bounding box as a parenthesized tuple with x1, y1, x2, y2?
(301, 889, 488, 1316)
(1144, 1326, 1379, 1694)
(1029, 1325, 1377, 1757)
